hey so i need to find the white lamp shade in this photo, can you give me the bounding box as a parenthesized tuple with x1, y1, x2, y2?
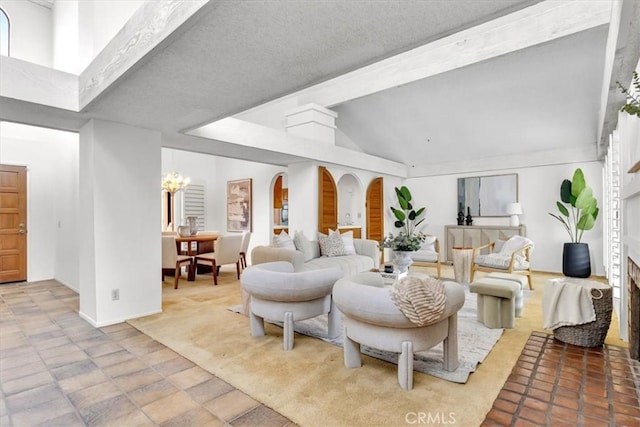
(507, 202, 523, 215)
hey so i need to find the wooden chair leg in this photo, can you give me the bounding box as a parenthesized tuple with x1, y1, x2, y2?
(174, 263, 180, 289)
(236, 261, 241, 279)
(212, 260, 218, 286)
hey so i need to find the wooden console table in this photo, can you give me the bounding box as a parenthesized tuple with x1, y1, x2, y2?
(444, 225, 526, 263)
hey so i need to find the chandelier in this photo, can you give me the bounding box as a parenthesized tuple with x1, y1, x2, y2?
(161, 171, 190, 194)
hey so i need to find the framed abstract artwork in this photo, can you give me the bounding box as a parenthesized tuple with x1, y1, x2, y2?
(457, 173, 518, 217)
(227, 178, 252, 232)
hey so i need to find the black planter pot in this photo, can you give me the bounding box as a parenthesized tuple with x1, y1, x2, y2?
(562, 243, 591, 278)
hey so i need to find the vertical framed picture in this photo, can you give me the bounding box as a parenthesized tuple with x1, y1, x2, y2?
(227, 178, 252, 232)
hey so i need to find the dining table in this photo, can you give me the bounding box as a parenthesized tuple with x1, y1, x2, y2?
(175, 233, 219, 280)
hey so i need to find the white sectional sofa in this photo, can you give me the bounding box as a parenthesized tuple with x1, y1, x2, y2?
(251, 238, 380, 275)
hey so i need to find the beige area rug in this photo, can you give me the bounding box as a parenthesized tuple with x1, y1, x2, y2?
(128, 266, 624, 427)
(227, 283, 522, 384)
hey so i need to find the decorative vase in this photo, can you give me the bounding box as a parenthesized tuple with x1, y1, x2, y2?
(562, 242, 591, 278)
(186, 216, 198, 235)
(393, 251, 414, 274)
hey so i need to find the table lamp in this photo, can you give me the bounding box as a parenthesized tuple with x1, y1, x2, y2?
(507, 202, 523, 226)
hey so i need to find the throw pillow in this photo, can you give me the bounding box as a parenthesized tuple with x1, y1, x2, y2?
(500, 235, 532, 255)
(293, 230, 314, 262)
(329, 229, 356, 255)
(420, 235, 437, 252)
(318, 231, 346, 257)
(272, 231, 296, 250)
(493, 239, 507, 253)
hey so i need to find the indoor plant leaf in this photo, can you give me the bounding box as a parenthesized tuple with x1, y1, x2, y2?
(560, 180, 572, 204)
(556, 201, 569, 217)
(571, 168, 585, 198)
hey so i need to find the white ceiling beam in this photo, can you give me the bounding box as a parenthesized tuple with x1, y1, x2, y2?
(597, 0, 640, 158)
(188, 118, 408, 177)
(295, 0, 611, 108)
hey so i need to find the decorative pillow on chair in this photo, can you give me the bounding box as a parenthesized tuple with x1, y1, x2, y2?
(318, 231, 346, 257)
(272, 231, 296, 250)
(329, 229, 356, 255)
(293, 230, 315, 262)
(421, 235, 437, 252)
(493, 239, 507, 253)
(500, 235, 534, 255)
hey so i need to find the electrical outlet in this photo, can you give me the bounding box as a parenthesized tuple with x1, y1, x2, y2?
(111, 289, 120, 301)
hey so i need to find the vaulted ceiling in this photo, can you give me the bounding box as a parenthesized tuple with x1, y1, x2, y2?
(2, 0, 639, 177)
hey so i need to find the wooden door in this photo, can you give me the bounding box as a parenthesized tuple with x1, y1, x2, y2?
(366, 177, 384, 243)
(0, 165, 27, 283)
(318, 166, 337, 234)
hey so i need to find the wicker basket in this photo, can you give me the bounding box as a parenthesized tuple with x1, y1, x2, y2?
(553, 284, 613, 347)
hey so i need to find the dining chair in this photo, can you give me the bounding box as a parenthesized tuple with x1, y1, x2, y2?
(194, 234, 243, 285)
(161, 235, 193, 289)
(239, 231, 252, 269)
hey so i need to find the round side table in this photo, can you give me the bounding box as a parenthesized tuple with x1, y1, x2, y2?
(452, 247, 473, 283)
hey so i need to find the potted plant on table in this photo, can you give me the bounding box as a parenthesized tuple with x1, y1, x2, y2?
(548, 168, 599, 278)
(382, 186, 426, 273)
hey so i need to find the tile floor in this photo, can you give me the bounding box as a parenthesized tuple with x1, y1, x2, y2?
(482, 331, 640, 426)
(3, 280, 640, 427)
(0, 280, 296, 427)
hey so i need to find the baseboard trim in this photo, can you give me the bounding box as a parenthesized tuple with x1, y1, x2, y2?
(79, 309, 162, 328)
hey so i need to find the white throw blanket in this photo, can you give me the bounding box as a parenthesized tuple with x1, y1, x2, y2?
(542, 279, 596, 330)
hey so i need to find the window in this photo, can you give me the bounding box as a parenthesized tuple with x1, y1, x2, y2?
(183, 184, 206, 232)
(0, 8, 9, 56)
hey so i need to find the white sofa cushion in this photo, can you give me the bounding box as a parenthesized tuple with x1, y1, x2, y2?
(304, 254, 375, 276)
(272, 231, 296, 250)
(293, 231, 315, 262)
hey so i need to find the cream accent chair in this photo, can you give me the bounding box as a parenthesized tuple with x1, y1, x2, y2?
(333, 272, 465, 390)
(161, 235, 193, 289)
(241, 261, 344, 351)
(470, 235, 534, 290)
(194, 234, 243, 285)
(410, 234, 441, 278)
(239, 231, 252, 270)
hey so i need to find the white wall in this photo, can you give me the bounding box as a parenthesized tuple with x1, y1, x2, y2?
(407, 161, 605, 275)
(79, 120, 161, 326)
(161, 148, 286, 262)
(78, 0, 143, 72)
(52, 0, 78, 73)
(0, 122, 79, 286)
(0, 0, 52, 66)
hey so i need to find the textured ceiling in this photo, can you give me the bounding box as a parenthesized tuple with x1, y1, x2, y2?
(4, 0, 638, 175)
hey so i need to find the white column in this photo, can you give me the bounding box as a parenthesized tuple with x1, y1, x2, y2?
(79, 120, 162, 326)
(287, 161, 318, 239)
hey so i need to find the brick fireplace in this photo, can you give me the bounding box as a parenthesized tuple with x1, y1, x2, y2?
(629, 257, 640, 361)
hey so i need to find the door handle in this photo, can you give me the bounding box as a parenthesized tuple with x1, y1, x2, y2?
(18, 224, 27, 234)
